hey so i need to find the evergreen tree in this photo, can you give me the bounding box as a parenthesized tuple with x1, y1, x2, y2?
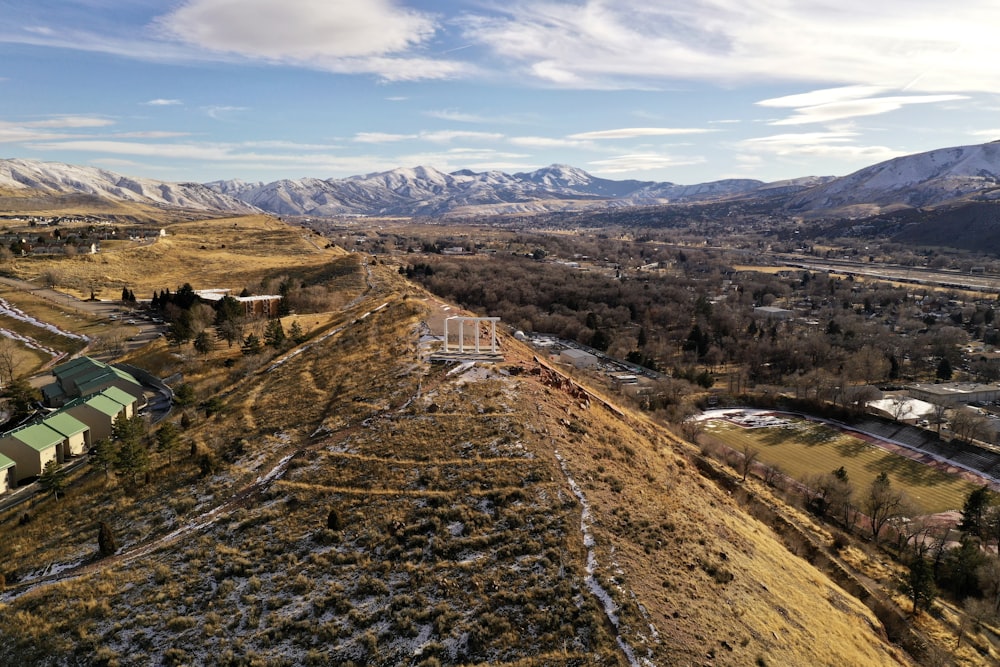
(111, 414, 149, 487)
(241, 333, 262, 355)
(264, 319, 286, 347)
(121, 286, 130, 302)
(959, 486, 994, 540)
(288, 320, 305, 344)
(936, 357, 953, 381)
(193, 330, 215, 355)
(98, 521, 117, 558)
(38, 459, 67, 500)
(901, 555, 936, 614)
(156, 421, 183, 465)
(89, 438, 116, 479)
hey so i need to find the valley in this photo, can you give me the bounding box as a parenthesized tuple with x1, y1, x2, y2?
(2, 145, 1000, 664)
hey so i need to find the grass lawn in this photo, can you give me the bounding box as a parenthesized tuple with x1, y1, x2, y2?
(704, 416, 981, 515)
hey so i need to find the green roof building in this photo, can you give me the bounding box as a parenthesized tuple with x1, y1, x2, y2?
(0, 453, 15, 493)
(42, 411, 91, 457)
(64, 392, 127, 442)
(42, 356, 145, 408)
(0, 423, 64, 482)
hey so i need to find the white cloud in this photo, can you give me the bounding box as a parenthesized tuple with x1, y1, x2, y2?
(158, 0, 433, 59)
(508, 136, 595, 149)
(353, 132, 415, 143)
(760, 92, 967, 125)
(587, 153, 706, 174)
(738, 131, 904, 162)
(569, 127, 714, 140)
(26, 116, 114, 129)
(203, 105, 247, 120)
(461, 1, 1000, 93)
(419, 130, 503, 143)
(143, 98, 182, 106)
(968, 129, 1000, 139)
(154, 0, 474, 81)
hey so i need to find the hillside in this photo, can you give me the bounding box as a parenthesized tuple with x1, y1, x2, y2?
(0, 218, 917, 665)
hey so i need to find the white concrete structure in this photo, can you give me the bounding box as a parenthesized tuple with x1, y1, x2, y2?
(443, 316, 500, 355)
(560, 348, 598, 369)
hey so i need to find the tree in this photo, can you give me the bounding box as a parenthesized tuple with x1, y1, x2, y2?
(98, 521, 117, 558)
(242, 333, 262, 355)
(3, 377, 39, 421)
(900, 555, 936, 615)
(89, 438, 116, 479)
(111, 414, 149, 487)
(193, 330, 215, 356)
(739, 443, 759, 482)
(38, 459, 67, 500)
(264, 319, 286, 348)
(0, 338, 21, 388)
(173, 383, 196, 407)
(864, 471, 905, 545)
(958, 485, 995, 540)
(156, 421, 183, 465)
(937, 357, 953, 380)
(288, 320, 306, 345)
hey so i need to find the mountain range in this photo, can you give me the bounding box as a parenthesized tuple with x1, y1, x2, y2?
(4, 141, 1000, 219)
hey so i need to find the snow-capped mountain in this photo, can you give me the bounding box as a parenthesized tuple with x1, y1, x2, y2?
(787, 142, 1000, 215)
(206, 165, 791, 217)
(0, 158, 259, 213)
(6, 141, 1000, 219)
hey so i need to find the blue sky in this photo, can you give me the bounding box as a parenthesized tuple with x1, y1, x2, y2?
(2, 0, 998, 185)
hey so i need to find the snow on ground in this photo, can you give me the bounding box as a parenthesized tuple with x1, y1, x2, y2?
(0, 327, 62, 357)
(0, 296, 88, 340)
(554, 450, 646, 667)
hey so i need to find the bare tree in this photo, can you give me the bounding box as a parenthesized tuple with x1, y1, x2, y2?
(0, 338, 20, 387)
(950, 408, 991, 445)
(864, 472, 905, 545)
(739, 443, 759, 482)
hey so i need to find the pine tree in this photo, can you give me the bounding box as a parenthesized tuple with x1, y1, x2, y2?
(193, 330, 215, 355)
(89, 438, 116, 479)
(38, 459, 67, 500)
(264, 319, 286, 347)
(289, 320, 305, 344)
(98, 521, 117, 558)
(242, 333, 262, 355)
(156, 421, 183, 465)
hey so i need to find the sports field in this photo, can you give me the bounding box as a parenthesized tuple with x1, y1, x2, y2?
(703, 414, 981, 515)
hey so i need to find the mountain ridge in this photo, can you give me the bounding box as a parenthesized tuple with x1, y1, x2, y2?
(5, 140, 1000, 218)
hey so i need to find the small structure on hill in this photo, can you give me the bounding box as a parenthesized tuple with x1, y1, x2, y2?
(195, 289, 283, 318)
(431, 316, 503, 362)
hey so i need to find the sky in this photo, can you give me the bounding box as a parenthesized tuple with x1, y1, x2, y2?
(1, 0, 999, 186)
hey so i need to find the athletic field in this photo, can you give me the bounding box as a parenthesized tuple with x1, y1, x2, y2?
(703, 412, 981, 515)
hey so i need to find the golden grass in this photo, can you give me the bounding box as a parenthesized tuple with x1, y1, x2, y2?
(0, 218, 923, 666)
(9, 214, 347, 299)
(704, 418, 980, 515)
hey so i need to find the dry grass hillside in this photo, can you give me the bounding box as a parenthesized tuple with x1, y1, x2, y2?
(0, 216, 923, 666)
(7, 214, 346, 299)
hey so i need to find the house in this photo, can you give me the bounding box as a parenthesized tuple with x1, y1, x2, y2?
(753, 306, 794, 320)
(0, 423, 64, 483)
(195, 289, 283, 318)
(42, 356, 145, 408)
(42, 411, 91, 458)
(101, 385, 140, 418)
(909, 382, 1000, 406)
(0, 453, 15, 493)
(63, 392, 128, 442)
(560, 348, 599, 369)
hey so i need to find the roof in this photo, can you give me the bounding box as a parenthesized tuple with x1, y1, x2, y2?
(53, 355, 107, 382)
(64, 393, 125, 418)
(101, 385, 140, 407)
(76, 367, 141, 395)
(910, 382, 1000, 396)
(0, 453, 14, 470)
(561, 348, 596, 359)
(8, 423, 64, 452)
(42, 411, 89, 437)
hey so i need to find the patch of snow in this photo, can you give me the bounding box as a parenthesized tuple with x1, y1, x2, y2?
(0, 297, 88, 341)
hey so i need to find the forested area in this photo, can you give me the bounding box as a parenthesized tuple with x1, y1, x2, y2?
(400, 236, 1000, 392)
